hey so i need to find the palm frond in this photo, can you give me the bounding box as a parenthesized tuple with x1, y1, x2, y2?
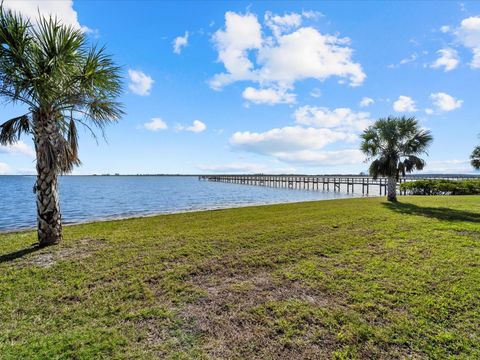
(0, 5, 36, 106)
(0, 114, 30, 144)
(0, 4, 124, 174)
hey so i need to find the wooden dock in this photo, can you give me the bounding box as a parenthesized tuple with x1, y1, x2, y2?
(198, 174, 479, 196)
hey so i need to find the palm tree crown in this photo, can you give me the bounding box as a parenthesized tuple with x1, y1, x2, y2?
(0, 7, 123, 172)
(471, 145, 480, 170)
(360, 116, 433, 180)
(360, 116, 433, 202)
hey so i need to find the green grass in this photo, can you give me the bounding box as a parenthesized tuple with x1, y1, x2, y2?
(0, 196, 479, 359)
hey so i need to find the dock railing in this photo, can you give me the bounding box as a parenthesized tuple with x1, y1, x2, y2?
(199, 174, 480, 196)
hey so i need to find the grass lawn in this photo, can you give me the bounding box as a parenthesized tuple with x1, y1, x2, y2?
(0, 196, 479, 359)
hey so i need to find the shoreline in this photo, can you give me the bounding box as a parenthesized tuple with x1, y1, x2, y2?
(0, 195, 369, 235)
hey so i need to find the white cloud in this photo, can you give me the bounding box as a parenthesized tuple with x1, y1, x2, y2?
(431, 48, 459, 71)
(0, 162, 11, 175)
(420, 159, 472, 174)
(176, 120, 207, 133)
(197, 162, 266, 173)
(230, 126, 356, 154)
(388, 53, 418, 68)
(264, 11, 302, 38)
(210, 11, 263, 90)
(272, 149, 365, 166)
(242, 86, 296, 105)
(173, 31, 189, 54)
(430, 92, 463, 112)
(456, 16, 480, 68)
(359, 97, 374, 107)
(393, 95, 417, 112)
(0, 140, 35, 157)
(144, 118, 168, 131)
(309, 88, 322, 98)
(256, 27, 365, 87)
(229, 104, 370, 167)
(128, 69, 154, 96)
(16, 167, 36, 175)
(425, 108, 434, 115)
(301, 10, 323, 19)
(197, 162, 296, 174)
(440, 25, 450, 33)
(294, 106, 371, 132)
(210, 11, 365, 102)
(3, 0, 90, 32)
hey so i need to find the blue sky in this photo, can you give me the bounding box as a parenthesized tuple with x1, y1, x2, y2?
(1, 0, 479, 175)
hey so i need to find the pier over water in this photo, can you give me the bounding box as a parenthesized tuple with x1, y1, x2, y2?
(199, 174, 480, 196)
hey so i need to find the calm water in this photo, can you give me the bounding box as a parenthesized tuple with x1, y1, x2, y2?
(0, 175, 358, 231)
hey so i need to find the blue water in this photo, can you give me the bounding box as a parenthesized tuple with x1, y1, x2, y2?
(0, 175, 357, 231)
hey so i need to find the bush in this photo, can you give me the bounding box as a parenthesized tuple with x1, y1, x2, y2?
(400, 179, 480, 195)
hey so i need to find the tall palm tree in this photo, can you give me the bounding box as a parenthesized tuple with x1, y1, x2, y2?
(471, 145, 480, 170)
(360, 116, 433, 202)
(0, 7, 123, 246)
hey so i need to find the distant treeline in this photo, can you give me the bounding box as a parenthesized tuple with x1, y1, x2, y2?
(400, 179, 480, 195)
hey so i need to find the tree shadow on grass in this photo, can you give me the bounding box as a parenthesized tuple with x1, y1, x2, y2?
(0, 244, 41, 264)
(383, 201, 480, 223)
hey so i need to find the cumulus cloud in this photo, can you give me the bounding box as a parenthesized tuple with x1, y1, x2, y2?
(272, 149, 365, 166)
(2, 0, 90, 31)
(301, 10, 323, 19)
(264, 11, 302, 38)
(393, 95, 417, 112)
(456, 16, 480, 68)
(359, 97, 374, 107)
(431, 48, 459, 71)
(388, 53, 418, 69)
(197, 162, 296, 174)
(0, 162, 11, 175)
(128, 69, 154, 96)
(230, 126, 356, 155)
(256, 27, 365, 86)
(197, 162, 266, 173)
(173, 31, 189, 54)
(430, 92, 463, 112)
(0, 140, 35, 157)
(144, 118, 168, 131)
(420, 159, 472, 174)
(210, 11, 365, 103)
(176, 120, 207, 133)
(294, 106, 371, 132)
(242, 86, 296, 105)
(210, 11, 262, 89)
(229, 103, 371, 167)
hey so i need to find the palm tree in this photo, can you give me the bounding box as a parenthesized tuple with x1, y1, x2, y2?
(360, 116, 433, 202)
(471, 145, 480, 170)
(0, 7, 123, 246)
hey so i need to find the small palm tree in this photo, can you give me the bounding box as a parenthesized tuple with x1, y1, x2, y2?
(360, 116, 433, 202)
(0, 7, 123, 246)
(471, 145, 480, 170)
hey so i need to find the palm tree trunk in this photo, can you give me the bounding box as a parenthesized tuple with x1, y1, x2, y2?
(387, 176, 397, 202)
(34, 113, 63, 246)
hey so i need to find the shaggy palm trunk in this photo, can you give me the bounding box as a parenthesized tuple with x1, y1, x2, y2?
(387, 176, 397, 202)
(34, 112, 63, 246)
